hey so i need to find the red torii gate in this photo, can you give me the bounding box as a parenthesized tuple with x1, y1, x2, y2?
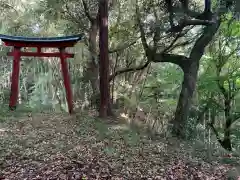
(0, 34, 84, 114)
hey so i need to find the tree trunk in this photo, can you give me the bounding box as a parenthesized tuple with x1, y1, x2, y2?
(99, 0, 112, 117)
(172, 61, 199, 138)
(88, 21, 99, 96)
(81, 1, 101, 109)
(222, 100, 232, 151)
(170, 18, 220, 138)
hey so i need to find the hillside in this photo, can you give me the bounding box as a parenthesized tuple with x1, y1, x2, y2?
(0, 112, 237, 180)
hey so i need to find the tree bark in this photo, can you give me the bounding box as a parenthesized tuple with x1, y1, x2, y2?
(171, 20, 220, 138)
(172, 61, 199, 137)
(215, 61, 233, 150)
(88, 21, 99, 96)
(81, 0, 100, 109)
(222, 99, 232, 151)
(99, 0, 112, 117)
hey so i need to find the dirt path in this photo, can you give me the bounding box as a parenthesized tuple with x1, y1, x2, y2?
(0, 113, 234, 179)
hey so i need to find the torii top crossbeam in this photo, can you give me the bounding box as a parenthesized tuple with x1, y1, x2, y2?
(0, 34, 84, 114)
(0, 34, 83, 47)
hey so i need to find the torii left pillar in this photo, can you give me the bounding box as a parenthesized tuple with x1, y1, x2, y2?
(0, 34, 83, 114)
(9, 47, 21, 111)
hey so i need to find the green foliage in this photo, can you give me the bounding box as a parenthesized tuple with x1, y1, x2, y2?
(1, 0, 240, 179)
(184, 117, 199, 140)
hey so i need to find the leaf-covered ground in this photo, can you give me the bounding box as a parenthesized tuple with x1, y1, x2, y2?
(0, 112, 239, 179)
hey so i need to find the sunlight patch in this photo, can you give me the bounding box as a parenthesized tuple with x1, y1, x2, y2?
(109, 124, 129, 131)
(0, 128, 8, 136)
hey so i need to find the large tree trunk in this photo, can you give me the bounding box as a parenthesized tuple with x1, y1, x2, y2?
(81, 0, 101, 109)
(82, 20, 101, 109)
(171, 20, 220, 138)
(99, 0, 112, 117)
(172, 61, 199, 138)
(222, 100, 232, 151)
(222, 120, 232, 151)
(88, 21, 99, 96)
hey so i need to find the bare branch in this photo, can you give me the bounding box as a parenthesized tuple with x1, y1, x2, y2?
(153, 53, 189, 69)
(216, 75, 228, 98)
(190, 19, 220, 60)
(196, 101, 211, 123)
(184, 19, 214, 26)
(208, 122, 222, 145)
(109, 51, 189, 82)
(82, 0, 94, 23)
(109, 60, 150, 81)
(0, 2, 18, 13)
(152, 2, 161, 50)
(167, 19, 214, 33)
(162, 32, 185, 53)
(109, 30, 190, 81)
(63, 2, 88, 32)
(172, 6, 202, 19)
(109, 38, 139, 53)
(136, 0, 149, 53)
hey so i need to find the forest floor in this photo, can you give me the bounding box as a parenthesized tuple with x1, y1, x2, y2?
(0, 111, 239, 180)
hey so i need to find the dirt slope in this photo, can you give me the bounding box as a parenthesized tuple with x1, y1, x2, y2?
(0, 112, 236, 179)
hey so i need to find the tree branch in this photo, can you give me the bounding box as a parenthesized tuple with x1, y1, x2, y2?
(109, 51, 189, 82)
(82, 0, 94, 23)
(153, 53, 189, 69)
(108, 38, 139, 53)
(232, 112, 240, 123)
(109, 60, 150, 82)
(195, 100, 211, 123)
(208, 122, 223, 145)
(136, 0, 149, 54)
(109, 30, 190, 81)
(153, 3, 161, 50)
(158, 25, 192, 53)
(216, 75, 228, 98)
(167, 19, 214, 33)
(172, 6, 202, 19)
(167, 0, 214, 33)
(0, 2, 18, 13)
(231, 88, 240, 100)
(63, 2, 88, 32)
(190, 19, 220, 61)
(162, 32, 185, 52)
(109, 1, 217, 82)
